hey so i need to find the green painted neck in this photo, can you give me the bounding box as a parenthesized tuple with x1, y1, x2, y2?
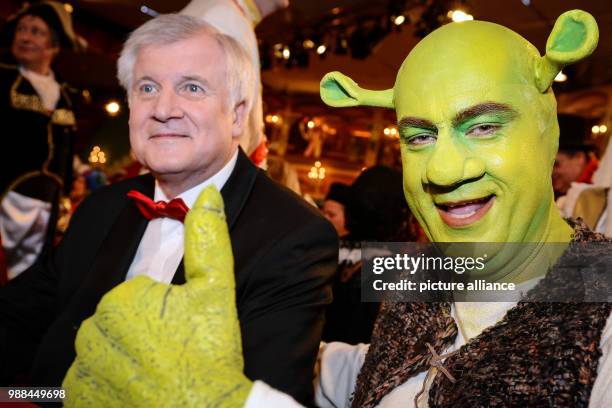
(467, 202, 573, 284)
(505, 203, 573, 284)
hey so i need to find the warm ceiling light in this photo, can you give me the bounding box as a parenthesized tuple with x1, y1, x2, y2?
(64, 3, 73, 13)
(81, 89, 92, 103)
(282, 46, 290, 59)
(593, 125, 607, 134)
(331, 7, 341, 15)
(303, 39, 315, 49)
(105, 101, 120, 115)
(307, 120, 315, 129)
(316, 45, 327, 55)
(394, 15, 406, 26)
(449, 10, 474, 22)
(88, 146, 107, 164)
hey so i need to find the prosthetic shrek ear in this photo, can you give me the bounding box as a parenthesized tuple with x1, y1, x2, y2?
(320, 71, 394, 108)
(535, 10, 598, 92)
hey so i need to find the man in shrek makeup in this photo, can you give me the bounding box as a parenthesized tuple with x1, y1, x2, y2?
(386, 20, 572, 283)
(393, 56, 562, 245)
(323, 15, 585, 247)
(321, 10, 604, 285)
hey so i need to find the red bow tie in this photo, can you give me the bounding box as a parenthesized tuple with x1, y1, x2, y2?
(127, 190, 189, 223)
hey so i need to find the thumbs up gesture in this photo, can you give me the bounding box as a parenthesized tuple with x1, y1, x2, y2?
(62, 186, 253, 407)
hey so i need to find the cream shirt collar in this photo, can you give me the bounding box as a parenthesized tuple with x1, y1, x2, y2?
(153, 149, 238, 208)
(453, 275, 543, 341)
(19, 65, 60, 111)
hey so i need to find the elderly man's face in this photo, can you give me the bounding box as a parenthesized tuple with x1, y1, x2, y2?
(129, 31, 241, 188)
(11, 15, 58, 71)
(394, 22, 558, 243)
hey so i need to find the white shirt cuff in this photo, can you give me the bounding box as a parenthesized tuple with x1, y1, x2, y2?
(244, 381, 305, 408)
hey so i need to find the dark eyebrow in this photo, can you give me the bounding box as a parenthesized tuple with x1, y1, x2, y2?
(452, 102, 518, 127)
(398, 117, 436, 130)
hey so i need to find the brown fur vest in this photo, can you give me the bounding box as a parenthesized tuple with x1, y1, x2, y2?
(352, 220, 611, 407)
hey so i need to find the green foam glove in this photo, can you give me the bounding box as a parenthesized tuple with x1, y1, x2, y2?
(62, 186, 252, 407)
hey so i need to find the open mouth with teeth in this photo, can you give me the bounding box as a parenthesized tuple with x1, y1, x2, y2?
(435, 195, 495, 227)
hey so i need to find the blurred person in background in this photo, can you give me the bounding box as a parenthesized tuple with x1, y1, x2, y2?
(322, 182, 349, 238)
(323, 167, 416, 344)
(558, 131, 611, 236)
(553, 113, 599, 198)
(0, 1, 85, 284)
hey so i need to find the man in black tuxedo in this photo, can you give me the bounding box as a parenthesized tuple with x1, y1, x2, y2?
(0, 14, 337, 406)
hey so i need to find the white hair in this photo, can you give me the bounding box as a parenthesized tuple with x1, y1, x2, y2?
(117, 14, 253, 111)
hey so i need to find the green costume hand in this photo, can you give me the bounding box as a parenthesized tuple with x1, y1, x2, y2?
(62, 186, 252, 407)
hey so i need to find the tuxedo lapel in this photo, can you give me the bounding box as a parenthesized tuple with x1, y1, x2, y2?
(89, 202, 148, 289)
(171, 149, 258, 284)
(221, 149, 258, 230)
(172, 261, 186, 285)
(77, 176, 153, 310)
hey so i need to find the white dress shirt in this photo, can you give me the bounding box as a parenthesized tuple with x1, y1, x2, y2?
(19, 66, 60, 111)
(0, 191, 52, 278)
(125, 150, 238, 284)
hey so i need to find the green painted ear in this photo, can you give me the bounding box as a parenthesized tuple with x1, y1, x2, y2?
(320, 71, 394, 108)
(535, 9, 598, 92)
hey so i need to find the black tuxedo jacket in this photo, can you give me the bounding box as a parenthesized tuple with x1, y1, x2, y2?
(0, 150, 338, 405)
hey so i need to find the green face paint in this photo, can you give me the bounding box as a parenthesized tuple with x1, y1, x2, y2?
(320, 10, 598, 251)
(394, 21, 563, 244)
